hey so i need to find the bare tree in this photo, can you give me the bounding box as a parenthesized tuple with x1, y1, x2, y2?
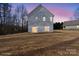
(0, 3, 12, 34)
(74, 8, 79, 20)
(15, 4, 28, 32)
(14, 5, 22, 32)
(0, 3, 28, 35)
(20, 4, 28, 31)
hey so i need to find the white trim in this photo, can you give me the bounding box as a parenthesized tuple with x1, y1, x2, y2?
(43, 17, 46, 21)
(50, 17, 53, 22)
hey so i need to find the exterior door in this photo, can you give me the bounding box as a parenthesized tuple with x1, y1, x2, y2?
(32, 26, 38, 33)
(44, 26, 49, 32)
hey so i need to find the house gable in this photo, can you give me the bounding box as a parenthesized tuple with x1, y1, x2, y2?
(29, 4, 54, 18)
(28, 4, 54, 32)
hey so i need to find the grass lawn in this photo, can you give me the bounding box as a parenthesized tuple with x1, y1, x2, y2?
(0, 30, 79, 55)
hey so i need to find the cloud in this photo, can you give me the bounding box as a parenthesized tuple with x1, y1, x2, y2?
(48, 8, 74, 17)
(53, 16, 70, 23)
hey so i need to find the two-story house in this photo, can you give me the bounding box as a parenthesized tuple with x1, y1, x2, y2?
(28, 4, 54, 33)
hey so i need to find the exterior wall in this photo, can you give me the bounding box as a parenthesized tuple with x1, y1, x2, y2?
(63, 20, 79, 30)
(28, 6, 54, 33)
(63, 25, 79, 30)
(28, 17, 53, 32)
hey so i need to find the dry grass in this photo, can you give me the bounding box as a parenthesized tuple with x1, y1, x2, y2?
(0, 30, 79, 55)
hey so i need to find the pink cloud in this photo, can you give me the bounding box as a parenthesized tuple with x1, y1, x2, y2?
(48, 8, 74, 17)
(53, 16, 70, 23)
(46, 7, 73, 22)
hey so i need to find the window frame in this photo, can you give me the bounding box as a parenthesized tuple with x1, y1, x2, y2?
(50, 16, 53, 22)
(43, 17, 46, 21)
(35, 16, 38, 20)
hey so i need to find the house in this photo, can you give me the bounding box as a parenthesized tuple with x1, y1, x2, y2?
(63, 20, 79, 30)
(28, 4, 54, 33)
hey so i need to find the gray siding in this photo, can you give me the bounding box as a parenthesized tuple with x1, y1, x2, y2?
(28, 5, 54, 32)
(63, 20, 79, 26)
(63, 20, 79, 29)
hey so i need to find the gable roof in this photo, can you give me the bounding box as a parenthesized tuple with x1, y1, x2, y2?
(29, 4, 54, 17)
(63, 20, 79, 26)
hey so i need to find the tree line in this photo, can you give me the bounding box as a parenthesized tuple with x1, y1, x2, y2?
(0, 3, 28, 35)
(53, 22, 63, 30)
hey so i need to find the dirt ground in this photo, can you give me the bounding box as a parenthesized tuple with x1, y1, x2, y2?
(0, 30, 79, 56)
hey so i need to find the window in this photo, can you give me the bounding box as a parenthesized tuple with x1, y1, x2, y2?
(50, 17, 53, 22)
(32, 26, 38, 33)
(44, 26, 49, 32)
(35, 17, 38, 20)
(43, 17, 46, 21)
(77, 25, 79, 28)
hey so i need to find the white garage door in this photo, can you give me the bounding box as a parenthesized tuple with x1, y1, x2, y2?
(32, 27, 38, 33)
(44, 26, 49, 32)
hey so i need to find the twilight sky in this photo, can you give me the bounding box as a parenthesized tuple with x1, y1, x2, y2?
(12, 3, 79, 23)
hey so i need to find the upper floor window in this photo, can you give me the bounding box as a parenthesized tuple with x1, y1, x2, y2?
(35, 17, 38, 20)
(43, 17, 46, 21)
(50, 17, 53, 22)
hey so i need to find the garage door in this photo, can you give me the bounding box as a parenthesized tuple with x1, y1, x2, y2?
(44, 26, 49, 32)
(32, 27, 38, 33)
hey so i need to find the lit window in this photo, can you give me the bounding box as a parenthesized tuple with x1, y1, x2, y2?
(32, 26, 38, 33)
(50, 17, 52, 22)
(44, 26, 49, 32)
(77, 25, 79, 28)
(43, 17, 46, 21)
